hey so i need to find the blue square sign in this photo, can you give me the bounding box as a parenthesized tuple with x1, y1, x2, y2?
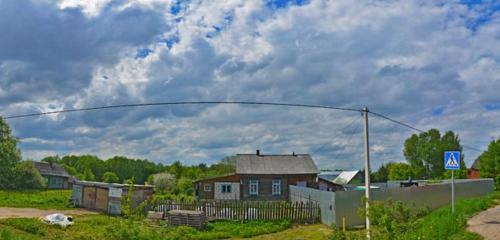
(444, 151, 460, 170)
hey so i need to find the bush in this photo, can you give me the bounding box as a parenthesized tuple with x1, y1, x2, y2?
(13, 162, 47, 189)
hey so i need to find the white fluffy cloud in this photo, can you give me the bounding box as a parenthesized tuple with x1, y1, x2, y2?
(1, 0, 499, 170)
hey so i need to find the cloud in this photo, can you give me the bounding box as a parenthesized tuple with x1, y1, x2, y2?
(1, 0, 499, 170)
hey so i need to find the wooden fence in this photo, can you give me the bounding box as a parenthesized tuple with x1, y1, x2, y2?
(148, 199, 321, 223)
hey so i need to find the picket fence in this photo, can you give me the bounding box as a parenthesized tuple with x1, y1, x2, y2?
(148, 199, 321, 223)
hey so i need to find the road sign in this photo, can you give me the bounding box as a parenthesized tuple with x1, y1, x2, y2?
(444, 151, 460, 170)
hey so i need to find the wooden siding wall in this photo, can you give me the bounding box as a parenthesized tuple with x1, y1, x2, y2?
(240, 174, 317, 200)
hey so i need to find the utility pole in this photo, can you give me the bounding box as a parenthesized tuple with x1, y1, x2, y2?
(363, 107, 371, 240)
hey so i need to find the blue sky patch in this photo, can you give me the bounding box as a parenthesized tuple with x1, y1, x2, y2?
(265, 0, 309, 9)
(459, 0, 500, 31)
(135, 48, 153, 59)
(484, 103, 500, 111)
(432, 107, 444, 116)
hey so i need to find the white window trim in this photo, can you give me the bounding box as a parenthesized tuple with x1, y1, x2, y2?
(249, 180, 259, 196)
(204, 184, 212, 192)
(272, 179, 281, 196)
(221, 184, 232, 193)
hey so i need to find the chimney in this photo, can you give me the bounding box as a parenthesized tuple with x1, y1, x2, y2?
(256, 149, 260, 156)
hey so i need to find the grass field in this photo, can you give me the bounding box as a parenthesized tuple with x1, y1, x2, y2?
(0, 215, 291, 240)
(0, 190, 73, 210)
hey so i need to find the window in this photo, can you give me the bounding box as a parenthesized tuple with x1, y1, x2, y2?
(272, 180, 281, 195)
(221, 184, 232, 193)
(249, 180, 258, 196)
(204, 184, 212, 192)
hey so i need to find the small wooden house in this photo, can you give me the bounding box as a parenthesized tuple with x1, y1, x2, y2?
(195, 150, 320, 201)
(33, 161, 71, 189)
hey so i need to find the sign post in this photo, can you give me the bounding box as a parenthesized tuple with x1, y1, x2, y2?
(444, 151, 460, 213)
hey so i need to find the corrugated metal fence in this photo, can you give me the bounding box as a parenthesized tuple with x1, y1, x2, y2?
(290, 179, 494, 227)
(148, 199, 321, 223)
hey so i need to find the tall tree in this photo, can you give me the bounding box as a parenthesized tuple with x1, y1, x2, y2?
(403, 129, 464, 179)
(477, 138, 500, 189)
(0, 117, 22, 189)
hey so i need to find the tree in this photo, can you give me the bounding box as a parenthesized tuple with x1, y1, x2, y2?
(13, 161, 46, 189)
(151, 172, 175, 194)
(387, 163, 412, 180)
(403, 129, 464, 179)
(83, 168, 96, 181)
(0, 117, 22, 189)
(102, 172, 120, 183)
(477, 138, 500, 189)
(372, 164, 389, 182)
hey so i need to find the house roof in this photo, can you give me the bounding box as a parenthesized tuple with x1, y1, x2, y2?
(318, 171, 342, 182)
(333, 170, 360, 184)
(235, 154, 319, 175)
(471, 158, 480, 170)
(32, 161, 70, 178)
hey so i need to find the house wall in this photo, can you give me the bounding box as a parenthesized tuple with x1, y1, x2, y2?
(45, 176, 68, 189)
(240, 174, 317, 201)
(214, 182, 240, 200)
(195, 175, 240, 200)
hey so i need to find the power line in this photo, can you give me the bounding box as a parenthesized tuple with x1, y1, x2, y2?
(311, 115, 361, 155)
(2, 101, 363, 119)
(369, 110, 483, 152)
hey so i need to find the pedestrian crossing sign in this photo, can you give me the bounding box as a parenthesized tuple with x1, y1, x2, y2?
(444, 151, 460, 170)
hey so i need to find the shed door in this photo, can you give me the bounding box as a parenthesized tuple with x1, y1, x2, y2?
(95, 188, 109, 211)
(83, 187, 96, 209)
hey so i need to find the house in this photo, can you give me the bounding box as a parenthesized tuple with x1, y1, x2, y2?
(33, 161, 71, 189)
(332, 170, 364, 185)
(318, 177, 345, 192)
(195, 150, 320, 201)
(468, 158, 480, 179)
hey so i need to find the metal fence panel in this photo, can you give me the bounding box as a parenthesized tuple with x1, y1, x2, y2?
(289, 185, 336, 225)
(335, 179, 494, 227)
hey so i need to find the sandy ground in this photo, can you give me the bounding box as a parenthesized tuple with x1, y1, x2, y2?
(467, 205, 500, 240)
(0, 207, 97, 219)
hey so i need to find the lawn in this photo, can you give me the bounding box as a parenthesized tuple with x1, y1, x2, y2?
(0, 190, 73, 209)
(0, 215, 292, 240)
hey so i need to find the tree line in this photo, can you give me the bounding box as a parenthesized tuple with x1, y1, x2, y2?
(0, 117, 235, 192)
(372, 128, 499, 189)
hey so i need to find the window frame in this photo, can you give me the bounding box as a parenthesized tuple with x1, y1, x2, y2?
(272, 179, 281, 196)
(221, 184, 232, 193)
(249, 180, 259, 196)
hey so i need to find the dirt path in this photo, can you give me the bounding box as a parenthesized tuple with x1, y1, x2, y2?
(0, 207, 97, 219)
(467, 205, 500, 240)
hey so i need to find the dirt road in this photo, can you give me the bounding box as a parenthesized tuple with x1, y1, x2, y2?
(0, 207, 97, 219)
(467, 205, 500, 240)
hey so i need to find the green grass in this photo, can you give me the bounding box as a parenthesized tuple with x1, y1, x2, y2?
(0, 190, 73, 209)
(0, 215, 292, 240)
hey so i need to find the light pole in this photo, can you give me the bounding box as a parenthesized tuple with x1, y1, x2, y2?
(363, 107, 371, 240)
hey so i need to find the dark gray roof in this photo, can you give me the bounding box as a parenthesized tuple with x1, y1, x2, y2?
(235, 154, 319, 175)
(32, 161, 70, 177)
(471, 158, 480, 170)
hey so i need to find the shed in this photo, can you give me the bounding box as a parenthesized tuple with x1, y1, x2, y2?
(32, 161, 71, 189)
(71, 181, 154, 215)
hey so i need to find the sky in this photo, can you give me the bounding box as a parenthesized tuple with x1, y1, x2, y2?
(0, 0, 499, 170)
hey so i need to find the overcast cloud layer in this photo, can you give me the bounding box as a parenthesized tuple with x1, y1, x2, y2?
(0, 0, 499, 170)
